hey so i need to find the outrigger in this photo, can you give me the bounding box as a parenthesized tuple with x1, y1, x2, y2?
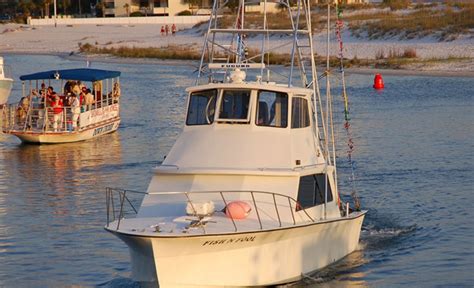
(1, 68, 121, 144)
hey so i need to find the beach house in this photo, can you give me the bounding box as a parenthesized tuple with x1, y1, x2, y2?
(104, 0, 212, 17)
(103, 0, 368, 18)
(103, 0, 285, 17)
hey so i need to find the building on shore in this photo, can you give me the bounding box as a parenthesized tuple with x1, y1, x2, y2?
(102, 0, 286, 17)
(102, 0, 369, 18)
(103, 0, 212, 17)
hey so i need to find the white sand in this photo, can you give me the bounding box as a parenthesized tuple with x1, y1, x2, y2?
(1, 23, 473, 74)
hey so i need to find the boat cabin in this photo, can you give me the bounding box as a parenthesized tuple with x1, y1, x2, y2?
(142, 79, 341, 224)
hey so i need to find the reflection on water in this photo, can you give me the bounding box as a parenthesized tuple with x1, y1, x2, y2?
(0, 54, 193, 287)
(4, 133, 122, 192)
(1, 54, 473, 287)
(297, 250, 370, 288)
(0, 133, 125, 286)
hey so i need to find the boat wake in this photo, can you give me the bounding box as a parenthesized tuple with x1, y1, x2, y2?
(360, 209, 418, 251)
(97, 277, 142, 288)
(282, 209, 419, 287)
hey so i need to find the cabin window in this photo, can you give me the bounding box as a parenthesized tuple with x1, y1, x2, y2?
(297, 174, 333, 209)
(154, 0, 168, 7)
(104, 1, 115, 8)
(256, 91, 288, 128)
(139, 0, 149, 8)
(186, 89, 217, 125)
(218, 90, 251, 122)
(291, 97, 310, 128)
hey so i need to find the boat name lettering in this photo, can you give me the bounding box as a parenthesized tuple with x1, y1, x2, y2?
(201, 236, 256, 246)
(93, 123, 114, 136)
(90, 104, 118, 117)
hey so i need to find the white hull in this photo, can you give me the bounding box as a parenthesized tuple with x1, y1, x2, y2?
(0, 78, 13, 106)
(9, 118, 120, 144)
(108, 211, 365, 287)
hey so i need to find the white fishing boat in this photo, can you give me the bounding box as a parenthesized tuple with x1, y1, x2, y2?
(106, 0, 366, 286)
(1, 68, 121, 144)
(0, 57, 14, 106)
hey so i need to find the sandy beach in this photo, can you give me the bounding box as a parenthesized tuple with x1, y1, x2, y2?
(1, 22, 473, 77)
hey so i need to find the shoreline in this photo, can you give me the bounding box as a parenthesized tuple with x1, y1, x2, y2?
(4, 51, 473, 78)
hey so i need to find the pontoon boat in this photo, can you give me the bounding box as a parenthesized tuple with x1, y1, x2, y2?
(2, 68, 121, 144)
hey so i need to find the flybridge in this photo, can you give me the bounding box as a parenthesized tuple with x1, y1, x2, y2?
(196, 0, 318, 90)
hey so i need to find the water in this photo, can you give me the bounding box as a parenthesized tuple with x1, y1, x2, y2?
(0, 54, 473, 287)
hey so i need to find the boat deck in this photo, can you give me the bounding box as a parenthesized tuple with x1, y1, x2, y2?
(106, 210, 368, 237)
(108, 212, 305, 236)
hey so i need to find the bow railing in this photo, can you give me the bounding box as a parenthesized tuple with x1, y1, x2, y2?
(105, 187, 316, 233)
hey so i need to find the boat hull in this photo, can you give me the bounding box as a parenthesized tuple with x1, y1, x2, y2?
(9, 118, 120, 144)
(0, 78, 13, 106)
(108, 211, 366, 287)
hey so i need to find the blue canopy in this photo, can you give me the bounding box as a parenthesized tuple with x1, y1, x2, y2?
(20, 68, 121, 82)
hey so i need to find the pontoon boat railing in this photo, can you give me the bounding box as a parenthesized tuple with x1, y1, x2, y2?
(105, 187, 316, 233)
(2, 104, 77, 132)
(1, 97, 120, 133)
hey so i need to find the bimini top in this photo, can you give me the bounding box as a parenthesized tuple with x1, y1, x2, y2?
(19, 68, 121, 82)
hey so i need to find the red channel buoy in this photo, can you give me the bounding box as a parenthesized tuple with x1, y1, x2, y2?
(373, 73, 385, 89)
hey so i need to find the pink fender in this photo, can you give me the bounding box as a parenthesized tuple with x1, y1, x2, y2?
(225, 201, 252, 220)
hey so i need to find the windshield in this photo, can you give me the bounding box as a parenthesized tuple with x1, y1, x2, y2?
(218, 90, 251, 121)
(186, 89, 217, 125)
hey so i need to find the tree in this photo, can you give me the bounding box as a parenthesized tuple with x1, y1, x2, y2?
(43, 0, 52, 17)
(226, 0, 239, 13)
(124, 3, 130, 17)
(18, 0, 36, 17)
(97, 0, 105, 17)
(183, 0, 200, 15)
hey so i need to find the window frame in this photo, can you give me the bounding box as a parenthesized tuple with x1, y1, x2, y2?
(185, 89, 217, 126)
(296, 174, 334, 210)
(291, 96, 311, 129)
(216, 89, 252, 123)
(255, 90, 289, 128)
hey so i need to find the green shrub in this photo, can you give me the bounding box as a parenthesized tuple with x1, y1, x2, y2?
(130, 11, 144, 17)
(403, 48, 417, 58)
(349, 4, 474, 41)
(177, 10, 192, 16)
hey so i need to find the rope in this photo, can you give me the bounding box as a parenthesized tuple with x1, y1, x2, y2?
(335, 0, 360, 211)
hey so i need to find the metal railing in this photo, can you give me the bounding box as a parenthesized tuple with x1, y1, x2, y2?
(105, 187, 316, 233)
(2, 104, 76, 132)
(1, 97, 120, 133)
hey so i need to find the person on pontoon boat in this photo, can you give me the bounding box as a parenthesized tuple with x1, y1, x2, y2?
(83, 88, 94, 111)
(50, 93, 64, 132)
(70, 94, 81, 131)
(16, 96, 30, 126)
